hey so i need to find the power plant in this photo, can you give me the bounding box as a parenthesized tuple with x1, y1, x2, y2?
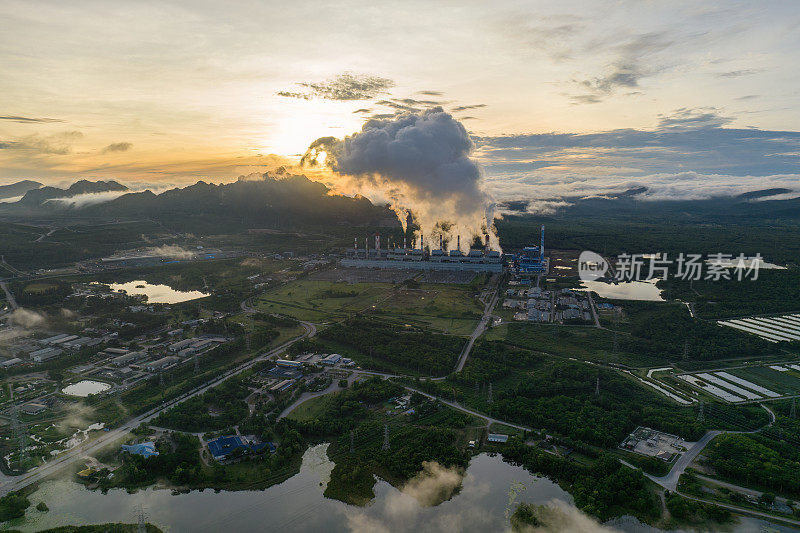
(342, 232, 503, 272)
(341, 225, 548, 274)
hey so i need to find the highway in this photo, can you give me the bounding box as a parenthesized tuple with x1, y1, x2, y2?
(0, 320, 316, 497)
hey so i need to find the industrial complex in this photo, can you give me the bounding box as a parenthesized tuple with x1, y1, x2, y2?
(341, 225, 548, 275)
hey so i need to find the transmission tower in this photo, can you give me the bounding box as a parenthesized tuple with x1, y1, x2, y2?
(698, 401, 705, 422)
(194, 354, 200, 373)
(595, 376, 600, 397)
(683, 341, 689, 361)
(791, 397, 797, 419)
(350, 430, 355, 454)
(159, 372, 165, 387)
(382, 424, 390, 450)
(487, 383, 493, 404)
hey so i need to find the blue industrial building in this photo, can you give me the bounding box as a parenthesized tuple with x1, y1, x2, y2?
(207, 435, 275, 461)
(121, 442, 159, 458)
(514, 225, 548, 275)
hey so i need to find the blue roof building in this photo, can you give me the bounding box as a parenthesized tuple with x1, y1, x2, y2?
(207, 436, 275, 461)
(121, 442, 159, 458)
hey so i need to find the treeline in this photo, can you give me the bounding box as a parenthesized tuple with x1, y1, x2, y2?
(427, 341, 768, 447)
(151, 379, 250, 432)
(319, 317, 464, 375)
(503, 440, 660, 522)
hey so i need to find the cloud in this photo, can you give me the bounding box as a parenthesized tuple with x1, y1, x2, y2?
(451, 104, 486, 112)
(0, 131, 82, 155)
(0, 115, 64, 123)
(417, 90, 443, 96)
(303, 107, 499, 250)
(278, 73, 394, 101)
(572, 32, 673, 103)
(474, 108, 800, 204)
(656, 107, 732, 129)
(44, 190, 129, 208)
(512, 499, 621, 532)
(145, 244, 195, 259)
(101, 142, 133, 154)
(717, 68, 765, 78)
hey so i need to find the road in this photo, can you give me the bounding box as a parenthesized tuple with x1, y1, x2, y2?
(455, 274, 500, 372)
(403, 385, 531, 431)
(0, 320, 316, 497)
(0, 281, 18, 310)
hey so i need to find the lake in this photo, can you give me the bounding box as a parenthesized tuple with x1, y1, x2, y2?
(61, 380, 111, 397)
(107, 280, 209, 304)
(579, 279, 665, 301)
(3, 446, 792, 532)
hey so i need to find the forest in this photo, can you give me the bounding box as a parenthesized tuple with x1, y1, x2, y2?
(319, 317, 464, 375)
(151, 378, 250, 432)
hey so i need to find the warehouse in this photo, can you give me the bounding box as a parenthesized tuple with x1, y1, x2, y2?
(145, 356, 179, 371)
(30, 347, 63, 362)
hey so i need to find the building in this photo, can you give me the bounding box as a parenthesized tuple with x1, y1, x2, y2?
(122, 442, 159, 458)
(276, 359, 303, 369)
(30, 347, 63, 362)
(40, 333, 70, 345)
(487, 433, 509, 443)
(111, 351, 145, 366)
(342, 234, 503, 272)
(22, 402, 47, 415)
(168, 338, 196, 352)
(207, 435, 269, 461)
(103, 347, 129, 356)
(145, 356, 179, 371)
(321, 353, 342, 366)
(0, 358, 22, 368)
(269, 379, 295, 393)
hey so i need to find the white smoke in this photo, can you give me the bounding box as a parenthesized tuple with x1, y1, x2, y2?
(146, 245, 196, 260)
(303, 108, 500, 252)
(7, 308, 46, 329)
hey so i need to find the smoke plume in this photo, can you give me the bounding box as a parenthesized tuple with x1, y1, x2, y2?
(7, 308, 46, 329)
(303, 107, 499, 251)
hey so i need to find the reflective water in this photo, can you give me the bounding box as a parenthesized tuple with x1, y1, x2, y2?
(579, 279, 665, 301)
(3, 446, 792, 532)
(61, 380, 111, 397)
(107, 280, 209, 304)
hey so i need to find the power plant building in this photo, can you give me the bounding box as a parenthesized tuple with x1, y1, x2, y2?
(341, 233, 503, 272)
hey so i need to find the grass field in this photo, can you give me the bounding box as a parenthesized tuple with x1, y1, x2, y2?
(728, 366, 800, 395)
(256, 280, 394, 321)
(373, 283, 482, 335)
(286, 394, 330, 422)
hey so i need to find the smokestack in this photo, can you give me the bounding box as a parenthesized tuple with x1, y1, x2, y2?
(457, 235, 461, 251)
(403, 237, 406, 249)
(439, 234, 443, 250)
(354, 237, 357, 251)
(365, 236, 368, 252)
(485, 234, 490, 253)
(540, 224, 545, 261)
(375, 232, 380, 251)
(420, 234, 424, 251)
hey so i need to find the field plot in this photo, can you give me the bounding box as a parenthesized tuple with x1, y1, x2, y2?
(678, 374, 743, 402)
(713, 371, 780, 397)
(695, 373, 761, 400)
(726, 366, 800, 395)
(374, 284, 483, 335)
(256, 280, 394, 321)
(718, 313, 800, 342)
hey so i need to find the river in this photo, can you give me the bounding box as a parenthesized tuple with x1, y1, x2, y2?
(2, 445, 792, 532)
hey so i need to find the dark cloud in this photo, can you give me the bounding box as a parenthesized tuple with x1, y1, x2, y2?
(572, 32, 673, 104)
(352, 108, 372, 114)
(717, 68, 765, 78)
(656, 108, 733, 129)
(417, 90, 443, 96)
(101, 142, 133, 154)
(0, 115, 64, 123)
(475, 108, 800, 179)
(736, 95, 760, 100)
(451, 104, 486, 112)
(277, 73, 394, 101)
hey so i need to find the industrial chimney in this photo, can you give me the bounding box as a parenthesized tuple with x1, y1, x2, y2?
(375, 232, 380, 251)
(540, 225, 545, 261)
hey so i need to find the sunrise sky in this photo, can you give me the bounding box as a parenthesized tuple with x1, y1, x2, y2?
(2, 0, 800, 201)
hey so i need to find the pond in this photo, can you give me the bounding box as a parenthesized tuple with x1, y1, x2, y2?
(2, 445, 792, 532)
(61, 380, 111, 397)
(579, 279, 665, 301)
(106, 280, 209, 304)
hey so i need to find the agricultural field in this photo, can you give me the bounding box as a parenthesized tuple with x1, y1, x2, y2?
(372, 283, 482, 335)
(670, 364, 800, 403)
(718, 313, 800, 343)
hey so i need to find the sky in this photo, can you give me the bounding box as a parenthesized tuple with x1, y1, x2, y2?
(2, 0, 800, 202)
